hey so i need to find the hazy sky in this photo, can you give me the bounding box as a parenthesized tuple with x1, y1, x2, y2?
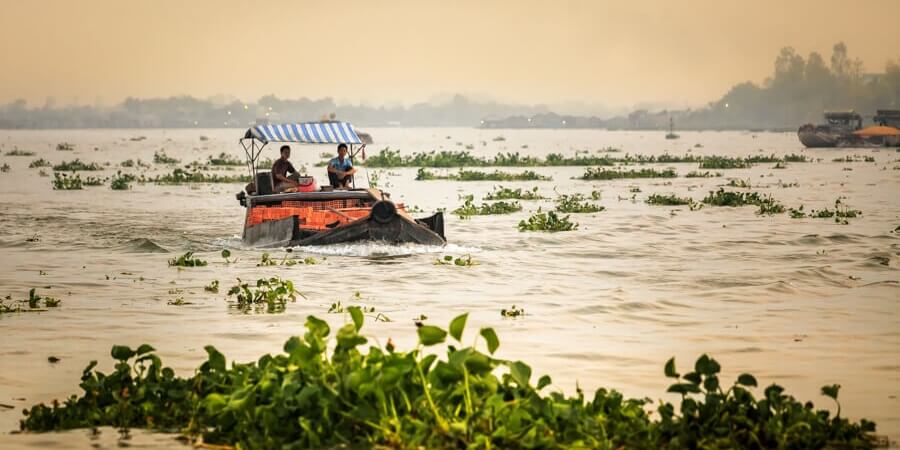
(1, 0, 898, 110)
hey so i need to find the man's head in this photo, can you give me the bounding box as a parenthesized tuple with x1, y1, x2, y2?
(337, 143, 348, 159)
(280, 145, 291, 159)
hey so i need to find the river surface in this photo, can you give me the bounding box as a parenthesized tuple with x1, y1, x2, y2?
(0, 128, 898, 448)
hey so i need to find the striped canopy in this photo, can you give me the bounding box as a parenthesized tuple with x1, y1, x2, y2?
(245, 122, 363, 145)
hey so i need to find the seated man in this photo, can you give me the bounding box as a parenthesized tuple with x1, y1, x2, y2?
(327, 143, 358, 189)
(272, 145, 300, 192)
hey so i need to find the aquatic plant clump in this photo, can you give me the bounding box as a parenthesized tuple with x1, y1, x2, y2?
(28, 158, 52, 168)
(207, 152, 244, 166)
(19, 313, 879, 449)
(434, 254, 478, 266)
(580, 167, 677, 180)
(226, 277, 302, 313)
(452, 195, 522, 218)
(110, 172, 135, 190)
(646, 193, 694, 206)
(554, 193, 605, 213)
(153, 150, 180, 165)
(167, 251, 207, 267)
(518, 208, 578, 232)
(416, 168, 550, 181)
(699, 156, 751, 169)
(51, 173, 83, 190)
(4, 149, 35, 156)
(144, 169, 250, 184)
(701, 188, 785, 215)
(484, 185, 546, 200)
(52, 159, 103, 171)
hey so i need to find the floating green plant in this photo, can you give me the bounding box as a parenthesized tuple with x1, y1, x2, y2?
(207, 152, 243, 166)
(110, 172, 135, 190)
(29, 158, 51, 168)
(699, 156, 750, 169)
(56, 143, 74, 151)
(257, 252, 278, 266)
(434, 254, 478, 266)
(646, 193, 694, 206)
(500, 305, 525, 317)
(452, 195, 522, 218)
(18, 314, 879, 448)
(167, 252, 207, 267)
(555, 193, 604, 213)
(416, 168, 550, 181)
(518, 208, 578, 232)
(702, 188, 784, 215)
(204, 280, 220, 293)
(145, 169, 250, 184)
(53, 159, 102, 171)
(153, 150, 180, 165)
(685, 170, 722, 178)
(51, 173, 83, 190)
(788, 198, 862, 224)
(0, 163, 9, 173)
(4, 149, 35, 156)
(580, 167, 677, 180)
(484, 186, 545, 200)
(226, 277, 303, 314)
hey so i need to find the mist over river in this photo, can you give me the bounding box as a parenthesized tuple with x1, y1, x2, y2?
(0, 128, 897, 448)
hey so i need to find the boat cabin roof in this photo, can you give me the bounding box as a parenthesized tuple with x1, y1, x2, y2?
(244, 122, 372, 145)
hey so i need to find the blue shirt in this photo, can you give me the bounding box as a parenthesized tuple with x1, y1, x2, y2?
(329, 156, 352, 171)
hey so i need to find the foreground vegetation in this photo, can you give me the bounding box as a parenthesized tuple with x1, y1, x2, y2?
(19, 312, 879, 449)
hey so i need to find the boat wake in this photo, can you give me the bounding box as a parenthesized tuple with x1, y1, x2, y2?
(293, 242, 480, 257)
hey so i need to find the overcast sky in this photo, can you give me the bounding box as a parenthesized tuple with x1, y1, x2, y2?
(1, 0, 898, 110)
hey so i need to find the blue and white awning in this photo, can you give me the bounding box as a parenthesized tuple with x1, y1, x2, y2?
(245, 122, 363, 145)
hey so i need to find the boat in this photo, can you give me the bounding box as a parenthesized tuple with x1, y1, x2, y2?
(235, 122, 446, 248)
(665, 117, 680, 139)
(797, 111, 865, 147)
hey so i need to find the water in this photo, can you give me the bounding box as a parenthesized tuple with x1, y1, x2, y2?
(0, 128, 898, 448)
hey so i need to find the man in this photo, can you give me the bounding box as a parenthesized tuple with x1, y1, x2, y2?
(327, 143, 358, 189)
(272, 145, 300, 192)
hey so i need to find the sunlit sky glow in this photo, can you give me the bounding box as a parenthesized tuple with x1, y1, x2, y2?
(1, 0, 898, 110)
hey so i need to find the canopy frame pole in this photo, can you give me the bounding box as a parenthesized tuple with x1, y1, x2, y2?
(240, 137, 267, 189)
(349, 144, 356, 189)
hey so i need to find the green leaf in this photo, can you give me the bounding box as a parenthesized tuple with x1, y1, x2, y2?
(664, 357, 679, 378)
(695, 354, 720, 375)
(683, 371, 701, 385)
(821, 384, 840, 400)
(736, 373, 757, 387)
(480, 327, 499, 354)
(110, 345, 135, 361)
(135, 344, 155, 355)
(305, 315, 331, 338)
(221, 249, 231, 259)
(449, 313, 468, 342)
(667, 383, 702, 395)
(537, 375, 552, 390)
(417, 325, 447, 346)
(205, 346, 226, 372)
(348, 306, 364, 332)
(509, 361, 532, 387)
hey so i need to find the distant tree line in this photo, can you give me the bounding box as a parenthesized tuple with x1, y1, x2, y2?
(484, 43, 900, 131)
(0, 94, 549, 129)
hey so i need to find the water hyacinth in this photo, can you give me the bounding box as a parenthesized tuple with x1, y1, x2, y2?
(19, 313, 879, 449)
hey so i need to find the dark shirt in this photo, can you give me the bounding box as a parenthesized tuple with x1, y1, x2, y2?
(271, 158, 296, 180)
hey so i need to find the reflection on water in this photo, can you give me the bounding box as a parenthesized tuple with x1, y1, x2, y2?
(0, 128, 898, 448)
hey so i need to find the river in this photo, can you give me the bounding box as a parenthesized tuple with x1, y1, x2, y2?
(0, 128, 898, 448)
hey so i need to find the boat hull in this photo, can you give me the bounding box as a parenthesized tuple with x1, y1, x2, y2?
(242, 206, 446, 248)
